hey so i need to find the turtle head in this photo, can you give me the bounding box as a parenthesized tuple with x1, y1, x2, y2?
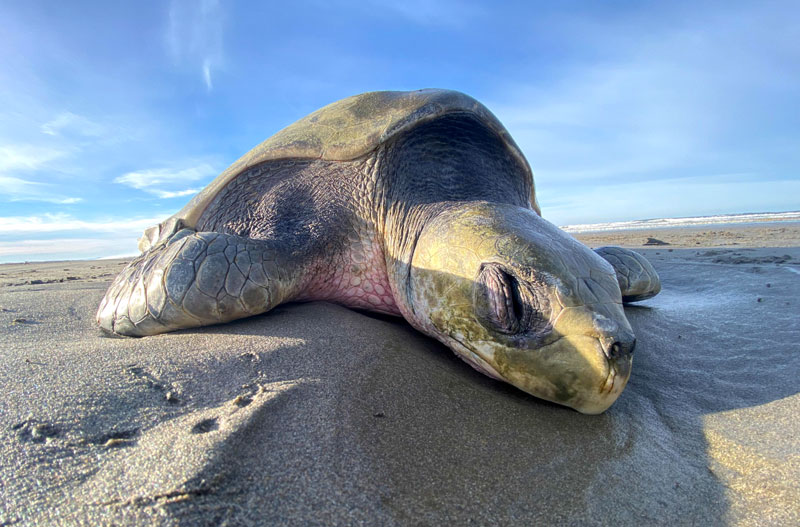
(406, 203, 635, 414)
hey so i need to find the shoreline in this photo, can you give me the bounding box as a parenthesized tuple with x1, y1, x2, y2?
(561, 210, 800, 232)
(571, 221, 800, 249)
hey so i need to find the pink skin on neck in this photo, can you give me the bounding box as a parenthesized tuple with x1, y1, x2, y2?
(298, 232, 402, 316)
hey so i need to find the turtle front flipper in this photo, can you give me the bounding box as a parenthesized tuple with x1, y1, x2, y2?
(97, 230, 294, 336)
(594, 246, 661, 303)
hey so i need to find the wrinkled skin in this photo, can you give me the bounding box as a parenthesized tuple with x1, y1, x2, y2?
(405, 203, 636, 414)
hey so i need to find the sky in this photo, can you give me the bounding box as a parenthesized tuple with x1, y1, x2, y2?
(1, 0, 798, 262)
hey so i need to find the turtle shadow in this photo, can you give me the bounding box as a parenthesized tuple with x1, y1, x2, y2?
(192, 295, 734, 524)
(622, 303, 656, 312)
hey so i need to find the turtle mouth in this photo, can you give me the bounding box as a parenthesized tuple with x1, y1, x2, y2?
(446, 334, 505, 381)
(601, 355, 632, 396)
(599, 337, 635, 395)
(486, 333, 635, 413)
(445, 331, 634, 412)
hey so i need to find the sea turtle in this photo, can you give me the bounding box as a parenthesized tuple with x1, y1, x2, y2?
(97, 89, 660, 414)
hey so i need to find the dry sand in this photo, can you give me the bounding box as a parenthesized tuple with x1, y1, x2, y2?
(1, 223, 798, 526)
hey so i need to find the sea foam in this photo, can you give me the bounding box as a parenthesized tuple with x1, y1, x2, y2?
(561, 211, 800, 233)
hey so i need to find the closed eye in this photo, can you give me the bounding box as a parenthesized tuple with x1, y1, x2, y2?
(474, 263, 552, 338)
(476, 263, 525, 334)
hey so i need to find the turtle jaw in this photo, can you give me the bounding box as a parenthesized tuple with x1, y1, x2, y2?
(431, 320, 634, 414)
(488, 333, 634, 414)
(508, 301, 636, 414)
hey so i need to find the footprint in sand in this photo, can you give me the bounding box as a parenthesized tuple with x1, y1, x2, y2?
(191, 417, 219, 434)
(12, 420, 60, 443)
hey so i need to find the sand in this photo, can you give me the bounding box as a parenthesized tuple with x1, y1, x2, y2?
(1, 223, 798, 526)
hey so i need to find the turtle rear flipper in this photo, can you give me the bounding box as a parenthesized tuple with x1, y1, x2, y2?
(97, 230, 294, 337)
(594, 246, 661, 303)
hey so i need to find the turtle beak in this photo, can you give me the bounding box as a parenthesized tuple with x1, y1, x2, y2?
(600, 334, 636, 361)
(561, 306, 636, 414)
(598, 334, 635, 399)
(489, 304, 636, 414)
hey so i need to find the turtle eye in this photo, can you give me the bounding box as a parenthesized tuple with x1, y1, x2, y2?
(475, 263, 527, 334)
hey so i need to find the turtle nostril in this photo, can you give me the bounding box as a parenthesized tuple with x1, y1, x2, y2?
(606, 338, 636, 360)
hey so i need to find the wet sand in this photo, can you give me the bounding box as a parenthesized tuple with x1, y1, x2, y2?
(1, 223, 798, 525)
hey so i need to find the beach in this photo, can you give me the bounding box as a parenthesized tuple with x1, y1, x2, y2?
(1, 222, 798, 526)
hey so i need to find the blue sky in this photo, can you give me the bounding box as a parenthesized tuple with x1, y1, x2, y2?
(1, 0, 798, 262)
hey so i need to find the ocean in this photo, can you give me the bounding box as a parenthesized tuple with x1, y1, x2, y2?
(561, 211, 800, 233)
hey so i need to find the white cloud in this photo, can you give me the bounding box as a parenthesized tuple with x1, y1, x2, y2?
(369, 0, 484, 27)
(0, 238, 138, 260)
(0, 213, 171, 263)
(167, 0, 224, 91)
(40, 112, 106, 137)
(114, 163, 215, 199)
(0, 144, 67, 172)
(152, 188, 202, 199)
(202, 58, 213, 90)
(22, 196, 82, 204)
(0, 175, 82, 204)
(115, 164, 215, 189)
(0, 144, 83, 202)
(0, 213, 165, 234)
(0, 174, 42, 195)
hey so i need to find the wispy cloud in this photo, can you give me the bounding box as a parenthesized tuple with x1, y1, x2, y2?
(114, 163, 216, 198)
(0, 213, 168, 262)
(40, 112, 106, 137)
(0, 144, 67, 172)
(202, 58, 213, 90)
(0, 175, 45, 197)
(0, 170, 81, 204)
(153, 188, 202, 199)
(167, 0, 224, 91)
(0, 238, 136, 259)
(115, 164, 215, 189)
(364, 0, 484, 27)
(0, 213, 165, 234)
